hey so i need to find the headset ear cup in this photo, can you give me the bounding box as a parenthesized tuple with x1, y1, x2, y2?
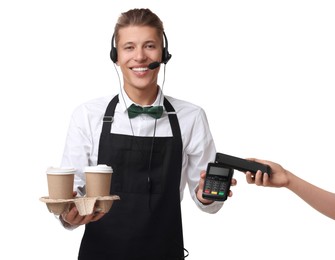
(162, 48, 167, 64)
(162, 48, 171, 64)
(110, 34, 117, 63)
(162, 32, 172, 64)
(110, 47, 117, 63)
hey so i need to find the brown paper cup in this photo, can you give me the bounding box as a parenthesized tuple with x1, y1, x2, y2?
(85, 165, 113, 197)
(46, 167, 75, 199)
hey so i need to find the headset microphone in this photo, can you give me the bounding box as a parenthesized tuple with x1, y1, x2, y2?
(148, 62, 161, 70)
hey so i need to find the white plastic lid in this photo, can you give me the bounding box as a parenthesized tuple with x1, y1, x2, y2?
(84, 164, 113, 173)
(46, 167, 76, 174)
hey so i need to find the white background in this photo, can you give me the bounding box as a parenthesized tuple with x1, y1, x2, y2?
(1, 0, 335, 259)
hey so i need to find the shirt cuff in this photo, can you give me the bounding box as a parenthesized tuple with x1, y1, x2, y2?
(58, 214, 79, 230)
(193, 186, 224, 214)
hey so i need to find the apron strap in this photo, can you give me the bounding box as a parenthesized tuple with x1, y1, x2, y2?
(101, 95, 119, 134)
(163, 98, 182, 140)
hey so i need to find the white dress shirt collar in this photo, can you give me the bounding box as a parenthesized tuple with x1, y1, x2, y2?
(119, 86, 164, 113)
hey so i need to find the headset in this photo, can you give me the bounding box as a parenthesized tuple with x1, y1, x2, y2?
(110, 31, 172, 64)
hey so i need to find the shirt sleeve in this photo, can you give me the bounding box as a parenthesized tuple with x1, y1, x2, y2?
(60, 105, 96, 196)
(58, 105, 98, 229)
(183, 107, 224, 213)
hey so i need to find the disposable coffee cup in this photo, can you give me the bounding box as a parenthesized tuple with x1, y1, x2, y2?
(46, 167, 75, 200)
(85, 165, 113, 197)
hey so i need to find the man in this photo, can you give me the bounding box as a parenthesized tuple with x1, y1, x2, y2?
(60, 8, 236, 259)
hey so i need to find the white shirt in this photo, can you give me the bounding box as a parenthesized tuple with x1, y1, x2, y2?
(61, 87, 223, 213)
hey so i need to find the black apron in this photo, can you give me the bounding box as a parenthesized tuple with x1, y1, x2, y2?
(78, 95, 185, 260)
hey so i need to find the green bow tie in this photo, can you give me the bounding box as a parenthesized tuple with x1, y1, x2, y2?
(127, 104, 163, 119)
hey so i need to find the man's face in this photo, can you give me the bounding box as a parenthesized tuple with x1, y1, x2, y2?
(116, 25, 163, 93)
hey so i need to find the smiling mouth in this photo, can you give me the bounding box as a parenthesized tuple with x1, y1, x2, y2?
(131, 67, 148, 72)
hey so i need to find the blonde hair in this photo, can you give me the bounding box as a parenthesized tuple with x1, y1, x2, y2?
(114, 8, 164, 47)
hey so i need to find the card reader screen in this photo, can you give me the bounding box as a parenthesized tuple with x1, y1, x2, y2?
(210, 166, 230, 177)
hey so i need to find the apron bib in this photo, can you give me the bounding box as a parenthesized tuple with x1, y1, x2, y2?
(78, 95, 185, 260)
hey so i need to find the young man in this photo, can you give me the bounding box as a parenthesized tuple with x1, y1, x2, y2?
(245, 158, 335, 220)
(60, 8, 236, 259)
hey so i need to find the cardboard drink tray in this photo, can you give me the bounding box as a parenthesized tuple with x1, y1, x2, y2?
(40, 195, 120, 216)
